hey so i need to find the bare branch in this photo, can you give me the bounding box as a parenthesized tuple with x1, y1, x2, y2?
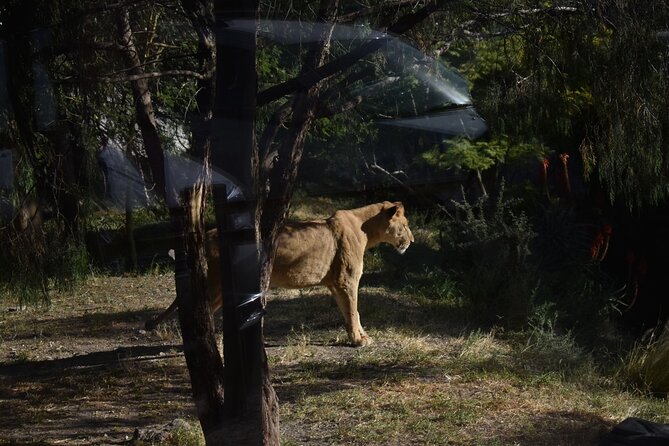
(257, 0, 455, 106)
(314, 95, 363, 118)
(338, 0, 422, 23)
(369, 160, 415, 192)
(362, 150, 454, 217)
(57, 69, 211, 83)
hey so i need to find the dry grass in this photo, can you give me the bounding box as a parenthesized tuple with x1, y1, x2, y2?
(287, 193, 357, 221)
(617, 327, 669, 396)
(1, 270, 669, 445)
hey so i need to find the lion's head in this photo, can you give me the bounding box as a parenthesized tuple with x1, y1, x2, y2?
(379, 202, 414, 254)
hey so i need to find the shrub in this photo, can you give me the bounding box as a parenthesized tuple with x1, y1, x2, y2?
(441, 184, 537, 326)
(0, 219, 89, 306)
(532, 202, 624, 337)
(617, 326, 669, 395)
(520, 302, 596, 380)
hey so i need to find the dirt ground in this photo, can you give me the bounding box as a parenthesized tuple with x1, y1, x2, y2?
(0, 273, 363, 445)
(0, 274, 193, 445)
(0, 272, 642, 446)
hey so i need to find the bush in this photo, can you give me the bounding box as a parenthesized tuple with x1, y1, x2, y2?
(617, 326, 669, 395)
(441, 185, 537, 326)
(520, 302, 596, 380)
(532, 202, 624, 337)
(0, 219, 89, 306)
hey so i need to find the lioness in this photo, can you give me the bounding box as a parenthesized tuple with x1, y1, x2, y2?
(146, 201, 414, 346)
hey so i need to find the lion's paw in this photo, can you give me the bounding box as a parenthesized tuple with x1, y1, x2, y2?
(353, 335, 373, 347)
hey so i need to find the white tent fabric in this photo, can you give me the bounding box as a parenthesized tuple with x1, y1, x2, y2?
(98, 142, 244, 210)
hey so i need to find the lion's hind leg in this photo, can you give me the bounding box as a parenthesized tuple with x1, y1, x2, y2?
(145, 298, 178, 330)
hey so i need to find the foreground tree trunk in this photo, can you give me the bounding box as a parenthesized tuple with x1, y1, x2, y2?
(175, 186, 227, 442)
(117, 6, 228, 441)
(213, 0, 280, 444)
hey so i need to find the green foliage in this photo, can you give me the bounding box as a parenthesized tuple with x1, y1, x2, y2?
(301, 110, 378, 190)
(520, 302, 596, 380)
(445, 0, 669, 209)
(421, 135, 546, 172)
(401, 266, 463, 304)
(47, 232, 89, 292)
(442, 184, 537, 325)
(166, 422, 205, 446)
(257, 44, 295, 89)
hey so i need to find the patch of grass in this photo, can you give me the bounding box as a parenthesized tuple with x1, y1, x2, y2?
(350, 329, 446, 372)
(278, 326, 318, 364)
(5, 270, 669, 446)
(154, 318, 182, 343)
(455, 329, 515, 375)
(167, 420, 205, 446)
(617, 327, 669, 395)
(402, 266, 463, 304)
(275, 319, 623, 445)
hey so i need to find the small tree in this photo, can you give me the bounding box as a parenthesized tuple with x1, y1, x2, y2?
(421, 135, 545, 196)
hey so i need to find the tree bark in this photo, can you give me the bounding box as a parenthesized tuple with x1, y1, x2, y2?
(116, 8, 168, 200)
(180, 0, 216, 160)
(258, 0, 340, 292)
(117, 6, 227, 442)
(213, 0, 280, 444)
(175, 186, 227, 443)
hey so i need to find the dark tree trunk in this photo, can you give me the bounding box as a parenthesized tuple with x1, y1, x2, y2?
(177, 1, 233, 441)
(175, 186, 227, 443)
(116, 8, 168, 200)
(257, 0, 340, 292)
(213, 0, 280, 444)
(117, 6, 228, 442)
(181, 0, 216, 160)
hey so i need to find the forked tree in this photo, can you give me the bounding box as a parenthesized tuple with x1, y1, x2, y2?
(155, 1, 452, 443)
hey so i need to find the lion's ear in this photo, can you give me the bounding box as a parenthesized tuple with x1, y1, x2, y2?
(384, 205, 399, 220)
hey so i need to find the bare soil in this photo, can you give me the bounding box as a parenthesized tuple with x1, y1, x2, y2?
(0, 274, 192, 445)
(0, 272, 647, 445)
(0, 273, 358, 445)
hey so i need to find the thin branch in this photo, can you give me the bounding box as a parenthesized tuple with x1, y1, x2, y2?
(81, 0, 153, 16)
(432, 5, 581, 57)
(338, 0, 422, 23)
(314, 95, 363, 118)
(257, 0, 455, 106)
(362, 149, 454, 217)
(369, 159, 416, 192)
(109, 52, 200, 74)
(58, 69, 211, 83)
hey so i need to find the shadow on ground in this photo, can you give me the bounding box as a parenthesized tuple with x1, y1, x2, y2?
(0, 344, 192, 444)
(493, 410, 612, 446)
(264, 286, 468, 345)
(0, 344, 182, 378)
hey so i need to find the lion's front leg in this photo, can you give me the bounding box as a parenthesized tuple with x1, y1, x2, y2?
(328, 284, 372, 347)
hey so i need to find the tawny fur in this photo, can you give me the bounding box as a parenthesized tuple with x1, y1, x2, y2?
(146, 201, 414, 347)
